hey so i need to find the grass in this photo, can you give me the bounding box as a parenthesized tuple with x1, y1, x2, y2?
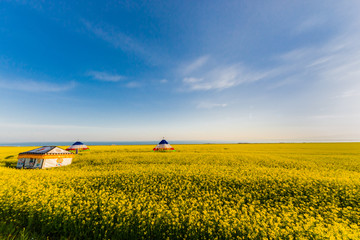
(1, 143, 360, 239)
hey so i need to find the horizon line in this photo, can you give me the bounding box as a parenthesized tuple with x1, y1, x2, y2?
(1, 140, 359, 147)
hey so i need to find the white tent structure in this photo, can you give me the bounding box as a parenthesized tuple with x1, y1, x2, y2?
(16, 146, 74, 169)
(153, 139, 175, 152)
(66, 141, 90, 154)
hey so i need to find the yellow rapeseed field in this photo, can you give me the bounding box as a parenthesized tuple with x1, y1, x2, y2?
(1, 143, 360, 239)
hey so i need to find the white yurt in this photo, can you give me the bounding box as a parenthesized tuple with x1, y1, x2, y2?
(153, 139, 175, 152)
(66, 141, 90, 154)
(16, 146, 74, 169)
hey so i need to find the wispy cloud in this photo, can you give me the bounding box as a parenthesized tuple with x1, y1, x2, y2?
(293, 16, 326, 34)
(82, 19, 160, 64)
(274, 27, 360, 94)
(183, 77, 203, 84)
(83, 20, 143, 53)
(182, 61, 270, 91)
(87, 71, 124, 82)
(307, 113, 360, 120)
(181, 55, 209, 75)
(0, 76, 76, 92)
(180, 12, 360, 94)
(334, 90, 360, 99)
(197, 102, 227, 109)
(126, 81, 141, 88)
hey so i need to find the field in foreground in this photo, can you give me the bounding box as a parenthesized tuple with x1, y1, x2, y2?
(1, 143, 360, 239)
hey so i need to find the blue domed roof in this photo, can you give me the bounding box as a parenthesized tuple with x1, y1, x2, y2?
(159, 139, 168, 144)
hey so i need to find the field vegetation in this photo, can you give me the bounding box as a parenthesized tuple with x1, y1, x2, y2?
(1, 143, 360, 239)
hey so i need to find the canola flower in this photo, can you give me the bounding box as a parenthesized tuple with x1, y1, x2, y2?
(0, 143, 360, 239)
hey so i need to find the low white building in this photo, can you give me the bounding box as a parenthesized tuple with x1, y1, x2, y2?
(16, 146, 74, 169)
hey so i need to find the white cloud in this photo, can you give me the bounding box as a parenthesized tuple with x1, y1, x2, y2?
(159, 79, 168, 83)
(126, 81, 141, 88)
(266, 77, 297, 90)
(0, 77, 76, 92)
(197, 102, 227, 109)
(277, 48, 313, 62)
(183, 77, 203, 84)
(180, 10, 360, 96)
(308, 114, 346, 120)
(182, 63, 269, 91)
(182, 55, 209, 75)
(82, 19, 161, 64)
(293, 16, 326, 34)
(83, 20, 144, 53)
(279, 31, 360, 86)
(264, 13, 360, 99)
(87, 71, 124, 82)
(335, 90, 360, 99)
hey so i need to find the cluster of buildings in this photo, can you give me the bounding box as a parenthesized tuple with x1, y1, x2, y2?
(16, 139, 174, 169)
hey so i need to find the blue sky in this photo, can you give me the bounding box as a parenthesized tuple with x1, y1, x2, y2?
(1, 0, 360, 142)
